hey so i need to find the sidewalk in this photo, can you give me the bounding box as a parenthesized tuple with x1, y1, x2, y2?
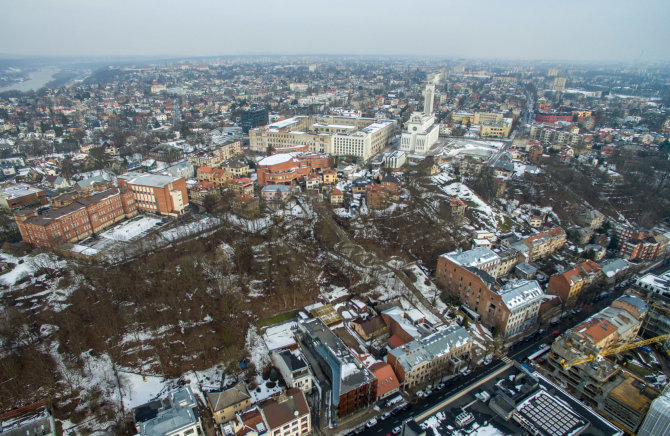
(317, 406, 381, 436)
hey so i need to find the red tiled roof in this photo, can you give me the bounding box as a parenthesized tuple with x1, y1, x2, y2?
(370, 362, 399, 398)
(388, 334, 410, 349)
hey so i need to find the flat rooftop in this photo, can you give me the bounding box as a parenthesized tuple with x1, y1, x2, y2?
(118, 172, 180, 188)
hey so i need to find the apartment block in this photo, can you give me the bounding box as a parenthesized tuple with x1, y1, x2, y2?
(387, 325, 471, 389)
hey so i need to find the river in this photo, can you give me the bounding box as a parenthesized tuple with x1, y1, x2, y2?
(0, 67, 61, 92)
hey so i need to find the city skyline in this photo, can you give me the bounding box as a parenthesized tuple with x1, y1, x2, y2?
(1, 0, 669, 63)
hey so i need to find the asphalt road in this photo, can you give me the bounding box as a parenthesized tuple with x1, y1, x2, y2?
(343, 287, 625, 436)
(354, 336, 565, 436)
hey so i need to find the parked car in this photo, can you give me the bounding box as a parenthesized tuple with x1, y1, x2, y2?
(424, 389, 432, 397)
(392, 427, 402, 434)
(437, 382, 446, 390)
(366, 418, 378, 428)
(416, 390, 425, 398)
(381, 412, 391, 420)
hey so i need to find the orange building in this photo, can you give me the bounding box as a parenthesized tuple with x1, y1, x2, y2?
(369, 362, 400, 400)
(118, 172, 188, 216)
(256, 153, 332, 186)
(15, 187, 137, 248)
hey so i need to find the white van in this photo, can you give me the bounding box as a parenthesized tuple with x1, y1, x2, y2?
(385, 394, 404, 408)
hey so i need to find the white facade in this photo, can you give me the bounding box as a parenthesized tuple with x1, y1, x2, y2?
(424, 84, 435, 115)
(399, 83, 439, 155)
(271, 350, 313, 394)
(383, 151, 407, 169)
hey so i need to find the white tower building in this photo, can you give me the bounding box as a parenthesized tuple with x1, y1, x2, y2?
(424, 84, 435, 115)
(399, 83, 439, 155)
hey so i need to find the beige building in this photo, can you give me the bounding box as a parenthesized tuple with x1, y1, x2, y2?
(473, 112, 503, 125)
(250, 115, 396, 161)
(207, 382, 252, 424)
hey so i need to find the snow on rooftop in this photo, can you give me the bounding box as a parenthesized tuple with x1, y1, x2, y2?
(257, 153, 297, 166)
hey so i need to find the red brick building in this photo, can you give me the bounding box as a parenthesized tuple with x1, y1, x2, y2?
(15, 188, 137, 248)
(0, 184, 48, 210)
(118, 172, 188, 216)
(614, 225, 669, 261)
(535, 111, 574, 123)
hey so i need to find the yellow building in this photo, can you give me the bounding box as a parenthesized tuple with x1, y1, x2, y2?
(480, 119, 512, 138)
(206, 382, 252, 424)
(451, 112, 474, 125)
(473, 112, 503, 125)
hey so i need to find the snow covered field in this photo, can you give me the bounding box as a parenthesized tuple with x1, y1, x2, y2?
(100, 216, 162, 241)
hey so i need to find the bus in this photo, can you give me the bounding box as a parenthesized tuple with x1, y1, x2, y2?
(527, 344, 551, 361)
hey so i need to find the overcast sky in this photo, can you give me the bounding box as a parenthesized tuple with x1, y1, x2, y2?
(1, 0, 669, 62)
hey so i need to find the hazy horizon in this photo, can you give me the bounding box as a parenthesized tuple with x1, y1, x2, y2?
(1, 0, 669, 63)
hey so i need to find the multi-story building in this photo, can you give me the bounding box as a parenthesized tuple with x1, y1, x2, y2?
(436, 256, 544, 338)
(638, 389, 670, 436)
(163, 160, 195, 179)
(197, 166, 230, 187)
(241, 107, 269, 133)
(227, 177, 254, 196)
(149, 144, 183, 163)
(117, 172, 188, 216)
(187, 140, 242, 167)
(547, 260, 602, 306)
(232, 389, 311, 436)
(473, 112, 503, 125)
(535, 111, 573, 123)
(207, 381, 252, 424)
(369, 362, 400, 401)
(387, 325, 471, 389)
(545, 328, 658, 434)
(495, 248, 520, 277)
(250, 115, 395, 161)
(15, 187, 137, 248)
(399, 84, 439, 155)
(134, 386, 203, 436)
(256, 153, 332, 186)
(480, 119, 513, 138)
(504, 228, 567, 262)
(0, 183, 47, 210)
(271, 350, 312, 394)
(297, 318, 376, 419)
(439, 247, 501, 278)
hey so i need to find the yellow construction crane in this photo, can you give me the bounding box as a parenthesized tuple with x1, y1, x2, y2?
(560, 334, 670, 368)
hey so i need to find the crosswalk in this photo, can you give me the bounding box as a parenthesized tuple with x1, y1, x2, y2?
(502, 356, 513, 364)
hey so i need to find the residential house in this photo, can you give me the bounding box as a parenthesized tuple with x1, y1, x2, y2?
(232, 194, 260, 218)
(227, 177, 254, 196)
(232, 389, 311, 436)
(330, 188, 343, 206)
(366, 184, 388, 210)
(134, 386, 203, 436)
(323, 169, 338, 184)
(369, 362, 400, 400)
(207, 382, 252, 424)
(305, 173, 322, 190)
(261, 185, 291, 202)
(271, 349, 312, 394)
(350, 316, 388, 341)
